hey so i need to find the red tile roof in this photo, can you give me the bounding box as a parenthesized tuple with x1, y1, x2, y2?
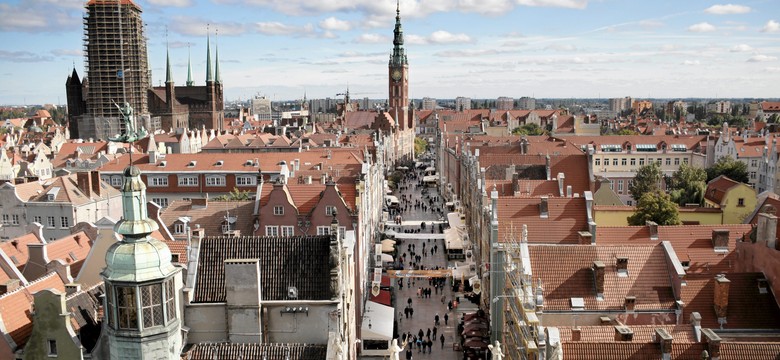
(0, 233, 43, 271)
(529, 244, 676, 311)
(557, 324, 697, 343)
(761, 101, 780, 112)
(681, 273, 780, 329)
(160, 200, 256, 239)
(720, 342, 780, 359)
(704, 176, 742, 205)
(596, 224, 753, 275)
(0, 273, 65, 349)
(497, 197, 588, 244)
(36, 231, 93, 279)
(182, 343, 327, 360)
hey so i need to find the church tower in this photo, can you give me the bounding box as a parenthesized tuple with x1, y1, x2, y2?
(388, 0, 410, 130)
(101, 163, 182, 359)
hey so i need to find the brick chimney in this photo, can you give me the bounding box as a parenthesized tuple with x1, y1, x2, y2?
(655, 328, 673, 360)
(701, 328, 722, 360)
(76, 172, 93, 198)
(592, 261, 605, 298)
(711, 229, 729, 251)
(90, 170, 102, 197)
(713, 274, 730, 327)
(624, 296, 636, 312)
(614, 325, 633, 341)
(65, 283, 82, 295)
(0, 279, 21, 294)
(539, 196, 549, 219)
(191, 197, 208, 209)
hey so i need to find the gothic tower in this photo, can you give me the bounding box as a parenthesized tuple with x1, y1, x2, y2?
(101, 163, 182, 359)
(388, 0, 410, 131)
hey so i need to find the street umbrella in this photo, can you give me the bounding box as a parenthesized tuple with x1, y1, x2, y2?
(461, 329, 489, 338)
(463, 322, 489, 332)
(463, 338, 489, 349)
(464, 319, 488, 327)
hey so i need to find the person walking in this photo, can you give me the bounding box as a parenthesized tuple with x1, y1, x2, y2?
(444, 313, 449, 326)
(434, 313, 440, 326)
(440, 334, 445, 349)
(432, 326, 437, 339)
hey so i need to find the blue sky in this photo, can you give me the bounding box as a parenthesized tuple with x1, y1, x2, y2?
(0, 0, 778, 105)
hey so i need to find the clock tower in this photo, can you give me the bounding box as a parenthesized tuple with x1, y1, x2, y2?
(388, 0, 410, 130)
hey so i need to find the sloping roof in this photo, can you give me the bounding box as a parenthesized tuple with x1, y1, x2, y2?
(65, 283, 104, 329)
(182, 343, 327, 360)
(160, 200, 255, 238)
(0, 272, 65, 349)
(556, 324, 697, 343)
(681, 273, 780, 329)
(0, 233, 43, 271)
(704, 175, 743, 205)
(528, 244, 676, 311)
(343, 111, 377, 129)
(28, 174, 119, 206)
(761, 101, 780, 112)
(193, 236, 332, 303)
(496, 197, 588, 244)
(561, 342, 707, 360)
(36, 231, 93, 278)
(596, 224, 752, 275)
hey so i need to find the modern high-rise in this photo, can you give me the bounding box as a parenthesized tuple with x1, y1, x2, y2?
(422, 97, 437, 110)
(518, 96, 536, 110)
(496, 96, 514, 110)
(455, 96, 471, 111)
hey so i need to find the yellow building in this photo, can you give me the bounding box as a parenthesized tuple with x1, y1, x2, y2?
(594, 205, 723, 226)
(703, 175, 757, 224)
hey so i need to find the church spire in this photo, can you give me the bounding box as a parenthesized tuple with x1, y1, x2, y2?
(186, 44, 193, 86)
(206, 29, 213, 83)
(390, 0, 407, 67)
(165, 48, 173, 84)
(214, 31, 221, 84)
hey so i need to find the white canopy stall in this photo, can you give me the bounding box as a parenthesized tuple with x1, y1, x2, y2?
(360, 301, 395, 356)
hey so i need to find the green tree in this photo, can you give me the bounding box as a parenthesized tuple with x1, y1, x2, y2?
(666, 163, 707, 206)
(628, 162, 662, 201)
(608, 128, 639, 136)
(213, 187, 251, 201)
(414, 137, 428, 156)
(769, 114, 780, 124)
(706, 156, 749, 183)
(628, 191, 682, 226)
(511, 123, 546, 136)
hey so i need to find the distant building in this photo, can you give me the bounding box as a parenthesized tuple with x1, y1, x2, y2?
(455, 97, 471, 111)
(518, 96, 536, 110)
(496, 96, 514, 111)
(707, 101, 731, 115)
(421, 97, 437, 110)
(632, 100, 653, 114)
(251, 95, 273, 120)
(609, 97, 632, 113)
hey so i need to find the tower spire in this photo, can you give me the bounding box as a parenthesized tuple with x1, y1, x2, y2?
(186, 43, 193, 86)
(390, 0, 407, 67)
(206, 25, 213, 83)
(165, 48, 173, 84)
(214, 29, 221, 84)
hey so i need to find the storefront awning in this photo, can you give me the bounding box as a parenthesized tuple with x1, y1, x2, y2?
(381, 240, 395, 253)
(422, 175, 438, 183)
(444, 228, 464, 250)
(362, 301, 395, 340)
(380, 253, 394, 263)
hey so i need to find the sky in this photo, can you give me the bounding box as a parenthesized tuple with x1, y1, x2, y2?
(0, 0, 779, 105)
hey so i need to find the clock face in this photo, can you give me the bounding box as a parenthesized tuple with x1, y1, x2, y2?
(392, 70, 402, 81)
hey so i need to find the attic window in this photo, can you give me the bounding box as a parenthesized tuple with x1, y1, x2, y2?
(245, 160, 254, 166)
(570, 297, 585, 311)
(158, 161, 167, 167)
(188, 161, 197, 167)
(215, 160, 224, 166)
(681, 259, 690, 269)
(600, 144, 622, 152)
(671, 144, 687, 152)
(635, 144, 657, 152)
(46, 187, 61, 201)
(69, 251, 78, 262)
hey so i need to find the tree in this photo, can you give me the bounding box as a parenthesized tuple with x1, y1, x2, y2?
(628, 191, 682, 226)
(666, 163, 706, 206)
(706, 156, 749, 183)
(213, 187, 251, 201)
(414, 137, 427, 156)
(608, 128, 639, 136)
(769, 114, 780, 124)
(629, 162, 662, 201)
(511, 123, 546, 136)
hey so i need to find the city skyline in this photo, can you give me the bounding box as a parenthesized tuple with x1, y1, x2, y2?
(0, 0, 779, 105)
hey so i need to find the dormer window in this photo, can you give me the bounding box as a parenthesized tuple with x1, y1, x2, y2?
(158, 161, 167, 167)
(188, 161, 197, 167)
(46, 187, 60, 201)
(215, 160, 224, 166)
(174, 222, 185, 234)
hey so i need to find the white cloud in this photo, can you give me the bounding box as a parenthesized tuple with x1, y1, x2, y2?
(0, 1, 80, 32)
(428, 31, 472, 44)
(146, 0, 192, 7)
(0, 50, 53, 62)
(319, 17, 351, 31)
(638, 20, 665, 29)
(255, 22, 315, 36)
(51, 49, 81, 57)
(704, 4, 751, 15)
(171, 17, 248, 36)
(682, 60, 701, 66)
(688, 22, 716, 32)
(765, 67, 780, 72)
(516, 0, 588, 9)
(405, 35, 428, 45)
(545, 44, 577, 51)
(353, 33, 390, 44)
(435, 49, 500, 58)
(762, 20, 780, 33)
(747, 54, 778, 62)
(730, 44, 753, 52)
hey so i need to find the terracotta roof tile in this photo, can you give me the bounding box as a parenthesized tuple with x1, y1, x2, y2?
(720, 342, 780, 359)
(681, 273, 780, 329)
(0, 233, 43, 271)
(193, 236, 332, 303)
(36, 231, 93, 279)
(183, 343, 327, 360)
(557, 324, 697, 343)
(497, 197, 588, 244)
(0, 273, 65, 348)
(160, 200, 255, 239)
(529, 244, 676, 311)
(562, 342, 710, 360)
(704, 176, 742, 205)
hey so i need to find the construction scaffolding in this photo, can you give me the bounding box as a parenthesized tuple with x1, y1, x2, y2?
(83, 0, 149, 139)
(501, 224, 541, 360)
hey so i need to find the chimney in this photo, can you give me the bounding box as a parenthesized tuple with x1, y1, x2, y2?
(758, 278, 769, 294)
(511, 172, 520, 197)
(224, 259, 263, 343)
(76, 172, 93, 198)
(545, 155, 551, 180)
(647, 220, 658, 240)
(624, 296, 636, 312)
(149, 150, 158, 164)
(713, 274, 730, 327)
(65, 283, 82, 295)
(756, 212, 778, 250)
(570, 328, 581, 341)
(539, 196, 549, 219)
(614, 326, 633, 341)
(520, 138, 529, 154)
(599, 316, 612, 325)
(0, 279, 21, 295)
(701, 328, 722, 360)
(90, 170, 102, 197)
(592, 261, 605, 299)
(191, 197, 208, 209)
(690, 312, 702, 342)
(711, 229, 729, 251)
(655, 328, 673, 360)
(616, 257, 629, 277)
(557, 173, 565, 197)
(566, 185, 572, 198)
